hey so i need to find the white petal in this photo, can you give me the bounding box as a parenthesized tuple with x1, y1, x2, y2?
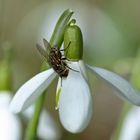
(0, 109, 22, 140)
(0, 93, 22, 140)
(87, 65, 140, 105)
(22, 106, 61, 140)
(0, 91, 12, 108)
(38, 110, 61, 140)
(119, 107, 140, 140)
(22, 105, 35, 120)
(58, 62, 93, 133)
(10, 69, 57, 113)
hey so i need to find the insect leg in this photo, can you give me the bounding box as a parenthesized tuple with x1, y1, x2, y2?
(66, 65, 79, 72)
(61, 57, 67, 60)
(61, 57, 74, 63)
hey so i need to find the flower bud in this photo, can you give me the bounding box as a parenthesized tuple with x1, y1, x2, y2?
(64, 20, 83, 61)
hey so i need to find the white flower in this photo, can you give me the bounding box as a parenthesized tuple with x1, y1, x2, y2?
(117, 107, 140, 140)
(0, 91, 22, 140)
(38, 110, 61, 140)
(10, 60, 140, 133)
(23, 105, 61, 140)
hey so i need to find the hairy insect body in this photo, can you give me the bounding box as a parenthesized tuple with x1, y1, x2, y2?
(48, 47, 69, 77)
(36, 39, 69, 78)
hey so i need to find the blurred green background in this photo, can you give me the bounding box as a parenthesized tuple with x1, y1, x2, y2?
(0, 0, 140, 139)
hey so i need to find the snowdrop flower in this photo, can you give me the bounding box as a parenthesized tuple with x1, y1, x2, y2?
(0, 47, 22, 140)
(0, 91, 22, 140)
(10, 19, 140, 134)
(117, 107, 140, 140)
(23, 105, 61, 140)
(38, 110, 61, 140)
(10, 22, 93, 133)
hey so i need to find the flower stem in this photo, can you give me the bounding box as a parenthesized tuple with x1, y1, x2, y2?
(24, 94, 45, 140)
(0, 44, 13, 91)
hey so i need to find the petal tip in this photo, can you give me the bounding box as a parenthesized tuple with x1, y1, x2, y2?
(60, 118, 90, 133)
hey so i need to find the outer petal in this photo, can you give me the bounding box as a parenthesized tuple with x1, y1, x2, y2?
(0, 92, 22, 140)
(10, 69, 57, 113)
(87, 65, 140, 105)
(58, 62, 93, 133)
(119, 107, 140, 140)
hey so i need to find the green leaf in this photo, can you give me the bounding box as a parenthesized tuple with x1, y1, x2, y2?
(50, 9, 74, 48)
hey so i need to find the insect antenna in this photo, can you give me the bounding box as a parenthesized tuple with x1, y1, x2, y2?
(66, 65, 79, 72)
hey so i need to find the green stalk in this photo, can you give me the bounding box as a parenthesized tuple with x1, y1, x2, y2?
(0, 45, 13, 91)
(24, 94, 44, 140)
(24, 9, 74, 140)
